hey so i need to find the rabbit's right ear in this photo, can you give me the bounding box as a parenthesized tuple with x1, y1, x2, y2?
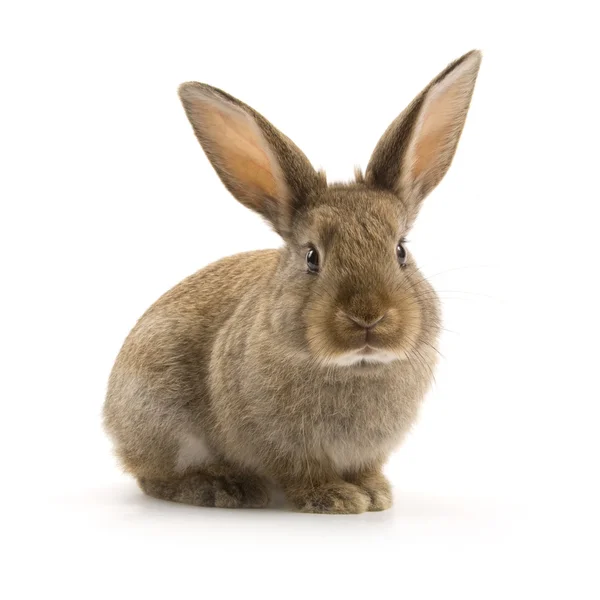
(365, 50, 481, 224)
(179, 83, 323, 236)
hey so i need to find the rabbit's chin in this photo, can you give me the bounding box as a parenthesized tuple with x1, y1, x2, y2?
(320, 346, 401, 368)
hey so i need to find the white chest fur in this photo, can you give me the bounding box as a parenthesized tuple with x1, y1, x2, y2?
(175, 433, 213, 473)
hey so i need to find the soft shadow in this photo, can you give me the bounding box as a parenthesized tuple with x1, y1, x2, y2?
(72, 482, 498, 523)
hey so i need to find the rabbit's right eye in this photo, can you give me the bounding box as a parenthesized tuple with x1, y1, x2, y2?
(306, 247, 320, 273)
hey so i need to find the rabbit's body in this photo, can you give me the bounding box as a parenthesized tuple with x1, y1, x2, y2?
(106, 242, 438, 511)
(104, 51, 480, 513)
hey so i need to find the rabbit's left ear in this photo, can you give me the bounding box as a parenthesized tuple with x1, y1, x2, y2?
(365, 50, 481, 221)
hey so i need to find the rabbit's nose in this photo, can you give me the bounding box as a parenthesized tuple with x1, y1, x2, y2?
(346, 313, 386, 330)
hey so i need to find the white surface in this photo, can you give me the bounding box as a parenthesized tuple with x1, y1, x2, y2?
(1, 1, 599, 598)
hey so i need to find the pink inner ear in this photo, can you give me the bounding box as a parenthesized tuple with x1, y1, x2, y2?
(187, 96, 288, 211)
(411, 80, 466, 181)
(407, 55, 479, 187)
(411, 87, 462, 180)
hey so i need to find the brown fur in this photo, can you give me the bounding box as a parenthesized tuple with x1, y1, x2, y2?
(104, 50, 481, 513)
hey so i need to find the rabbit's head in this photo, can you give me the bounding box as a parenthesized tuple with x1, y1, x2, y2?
(179, 51, 481, 368)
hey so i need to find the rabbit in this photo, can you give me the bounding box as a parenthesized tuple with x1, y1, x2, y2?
(103, 50, 481, 514)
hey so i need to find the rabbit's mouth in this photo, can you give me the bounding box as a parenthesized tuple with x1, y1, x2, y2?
(353, 344, 386, 358)
(355, 345, 399, 364)
(359, 345, 377, 355)
(330, 346, 399, 367)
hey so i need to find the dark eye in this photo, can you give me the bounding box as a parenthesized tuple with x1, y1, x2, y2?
(396, 241, 407, 266)
(306, 247, 320, 273)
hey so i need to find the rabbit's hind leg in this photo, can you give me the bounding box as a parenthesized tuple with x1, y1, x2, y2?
(138, 466, 270, 509)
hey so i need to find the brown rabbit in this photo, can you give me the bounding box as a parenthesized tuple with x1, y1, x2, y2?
(104, 50, 482, 513)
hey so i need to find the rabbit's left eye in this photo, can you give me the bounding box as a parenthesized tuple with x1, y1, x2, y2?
(306, 247, 320, 273)
(396, 241, 407, 266)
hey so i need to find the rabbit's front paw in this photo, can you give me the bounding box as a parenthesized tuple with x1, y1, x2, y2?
(292, 482, 371, 514)
(346, 471, 393, 511)
(359, 479, 392, 512)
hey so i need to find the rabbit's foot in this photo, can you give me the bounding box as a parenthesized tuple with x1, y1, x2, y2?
(346, 470, 393, 511)
(138, 471, 270, 509)
(290, 481, 371, 514)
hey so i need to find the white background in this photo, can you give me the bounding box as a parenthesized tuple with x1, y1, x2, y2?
(1, 1, 599, 598)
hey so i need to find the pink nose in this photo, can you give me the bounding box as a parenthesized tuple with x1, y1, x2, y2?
(346, 313, 386, 330)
